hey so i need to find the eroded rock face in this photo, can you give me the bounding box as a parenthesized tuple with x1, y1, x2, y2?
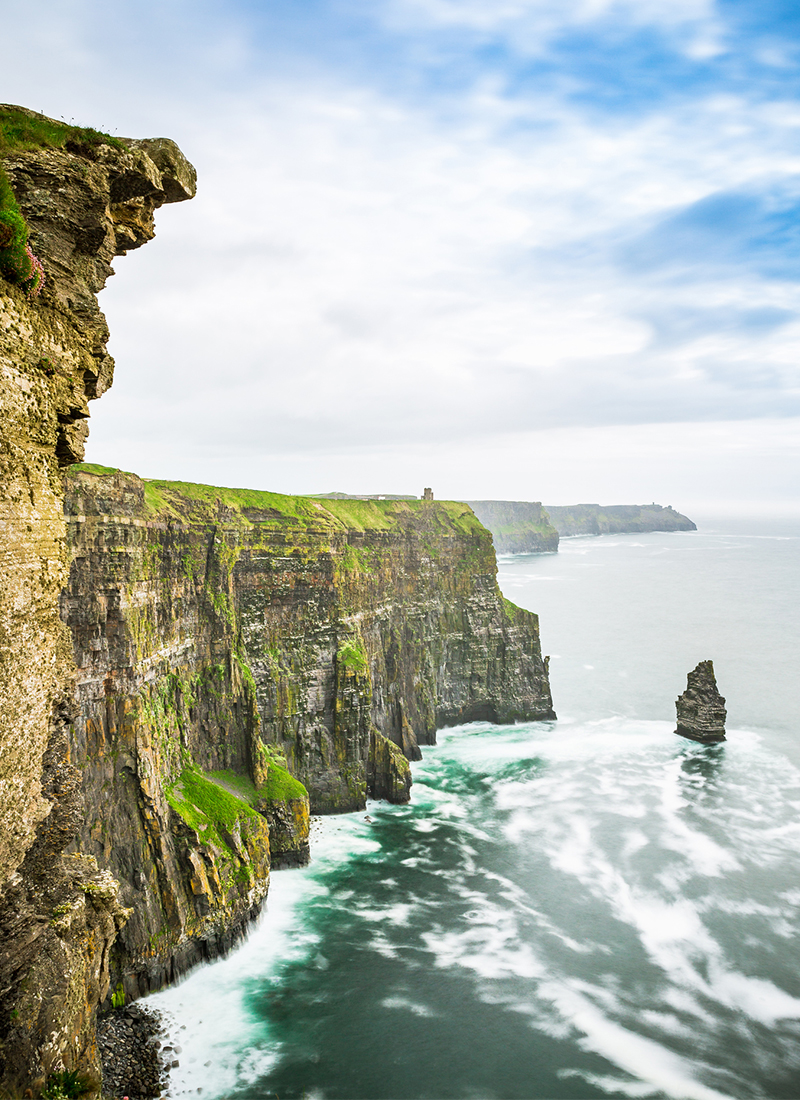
(258, 797, 311, 869)
(0, 105, 555, 1090)
(0, 697, 131, 1092)
(675, 660, 727, 743)
(62, 468, 554, 999)
(466, 500, 559, 553)
(0, 108, 195, 1089)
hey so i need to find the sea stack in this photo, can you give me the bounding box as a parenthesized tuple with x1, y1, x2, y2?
(675, 660, 727, 743)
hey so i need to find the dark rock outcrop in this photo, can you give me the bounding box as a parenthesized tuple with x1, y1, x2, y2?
(545, 503, 696, 537)
(675, 660, 726, 743)
(97, 1003, 168, 1100)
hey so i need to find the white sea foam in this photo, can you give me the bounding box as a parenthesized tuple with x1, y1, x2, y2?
(152, 713, 800, 1098)
(419, 714, 800, 1094)
(537, 979, 735, 1100)
(148, 811, 375, 1098)
(353, 902, 419, 925)
(381, 995, 438, 1017)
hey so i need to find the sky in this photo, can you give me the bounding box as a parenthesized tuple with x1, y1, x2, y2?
(4, 0, 800, 511)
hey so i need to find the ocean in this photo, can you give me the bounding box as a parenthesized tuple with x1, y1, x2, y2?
(150, 516, 800, 1099)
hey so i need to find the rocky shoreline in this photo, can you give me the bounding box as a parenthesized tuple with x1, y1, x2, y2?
(97, 1005, 173, 1100)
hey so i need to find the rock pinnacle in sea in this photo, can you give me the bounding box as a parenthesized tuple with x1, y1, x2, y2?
(675, 660, 727, 743)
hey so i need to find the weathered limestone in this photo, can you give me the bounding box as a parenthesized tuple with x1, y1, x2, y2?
(675, 660, 727, 743)
(0, 109, 195, 1090)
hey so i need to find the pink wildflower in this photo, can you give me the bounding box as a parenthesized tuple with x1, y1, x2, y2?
(24, 243, 45, 297)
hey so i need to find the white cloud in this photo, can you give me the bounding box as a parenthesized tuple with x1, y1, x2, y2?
(2, 0, 799, 504)
(89, 75, 800, 456)
(380, 0, 725, 62)
(382, 0, 718, 35)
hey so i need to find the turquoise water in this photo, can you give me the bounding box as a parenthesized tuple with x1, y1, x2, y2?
(151, 517, 800, 1100)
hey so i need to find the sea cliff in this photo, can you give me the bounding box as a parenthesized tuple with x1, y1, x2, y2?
(466, 501, 559, 554)
(545, 503, 696, 537)
(0, 107, 554, 1092)
(63, 466, 554, 1006)
(0, 106, 195, 1091)
(469, 500, 696, 554)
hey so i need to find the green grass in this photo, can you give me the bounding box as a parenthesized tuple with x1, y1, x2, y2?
(68, 464, 488, 539)
(70, 462, 123, 476)
(141, 477, 329, 524)
(166, 768, 261, 842)
(0, 170, 40, 294)
(208, 769, 259, 803)
(502, 596, 529, 623)
(258, 763, 308, 802)
(41, 1070, 95, 1099)
(338, 638, 368, 673)
(209, 764, 308, 804)
(0, 106, 123, 295)
(0, 106, 124, 157)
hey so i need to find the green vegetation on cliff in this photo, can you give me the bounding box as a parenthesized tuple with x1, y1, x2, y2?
(69, 464, 489, 542)
(0, 105, 124, 156)
(257, 766, 308, 802)
(544, 502, 697, 537)
(61, 460, 552, 1008)
(209, 765, 308, 804)
(166, 768, 261, 842)
(467, 500, 559, 555)
(337, 638, 369, 673)
(0, 106, 123, 295)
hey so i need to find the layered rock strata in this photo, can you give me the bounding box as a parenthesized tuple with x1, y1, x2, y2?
(675, 660, 727, 743)
(63, 466, 554, 1002)
(0, 109, 195, 1090)
(466, 500, 559, 554)
(0, 104, 556, 1092)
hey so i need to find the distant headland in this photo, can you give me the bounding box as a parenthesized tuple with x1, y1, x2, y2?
(467, 500, 696, 553)
(310, 495, 696, 554)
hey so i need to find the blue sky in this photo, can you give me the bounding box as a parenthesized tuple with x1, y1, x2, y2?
(4, 0, 800, 508)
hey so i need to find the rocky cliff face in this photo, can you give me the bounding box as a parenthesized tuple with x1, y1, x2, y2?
(466, 501, 559, 554)
(469, 500, 696, 552)
(62, 467, 554, 1002)
(0, 107, 195, 1090)
(545, 503, 696, 537)
(0, 104, 555, 1093)
(675, 660, 726, 743)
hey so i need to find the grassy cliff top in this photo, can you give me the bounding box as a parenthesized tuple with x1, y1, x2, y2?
(0, 105, 127, 296)
(68, 463, 485, 537)
(0, 104, 124, 158)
